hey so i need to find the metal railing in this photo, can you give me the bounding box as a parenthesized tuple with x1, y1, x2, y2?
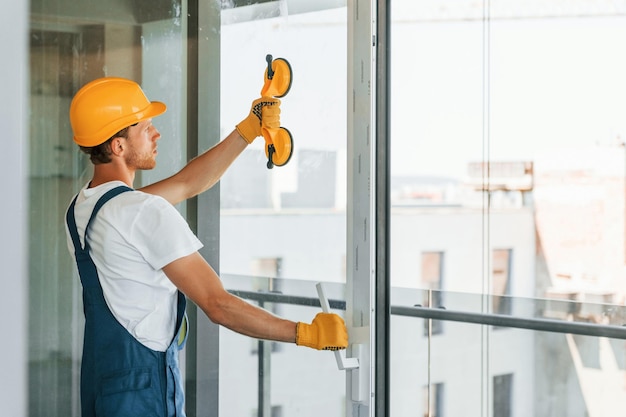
(229, 289, 626, 339)
(229, 286, 626, 417)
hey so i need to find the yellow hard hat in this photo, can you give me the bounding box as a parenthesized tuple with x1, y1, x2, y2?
(70, 77, 166, 147)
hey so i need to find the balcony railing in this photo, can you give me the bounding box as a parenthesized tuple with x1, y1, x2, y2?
(229, 288, 626, 339)
(223, 274, 626, 417)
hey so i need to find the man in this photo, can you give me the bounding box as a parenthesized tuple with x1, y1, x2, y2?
(65, 77, 348, 417)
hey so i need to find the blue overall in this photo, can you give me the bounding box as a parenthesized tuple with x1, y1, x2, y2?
(66, 186, 188, 417)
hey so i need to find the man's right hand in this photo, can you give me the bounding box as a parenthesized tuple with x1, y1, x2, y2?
(295, 313, 349, 351)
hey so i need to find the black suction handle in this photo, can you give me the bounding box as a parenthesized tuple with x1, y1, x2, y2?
(266, 54, 274, 80)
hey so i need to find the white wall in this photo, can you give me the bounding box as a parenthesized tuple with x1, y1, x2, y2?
(0, 1, 28, 415)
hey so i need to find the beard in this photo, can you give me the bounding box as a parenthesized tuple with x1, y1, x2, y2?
(125, 145, 156, 170)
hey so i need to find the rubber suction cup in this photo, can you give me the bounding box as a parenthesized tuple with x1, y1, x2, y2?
(264, 127, 293, 169)
(262, 58, 293, 98)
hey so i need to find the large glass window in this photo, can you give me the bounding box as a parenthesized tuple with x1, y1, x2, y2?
(219, 5, 348, 284)
(25, 0, 626, 416)
(421, 251, 444, 334)
(218, 4, 349, 416)
(27, 1, 350, 416)
(28, 1, 188, 415)
(492, 248, 512, 315)
(390, 0, 626, 415)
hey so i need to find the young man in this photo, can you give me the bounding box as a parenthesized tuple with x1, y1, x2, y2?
(65, 77, 348, 417)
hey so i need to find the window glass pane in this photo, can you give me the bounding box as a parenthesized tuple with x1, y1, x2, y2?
(221, 275, 347, 416)
(219, 5, 348, 284)
(389, 1, 486, 295)
(492, 249, 511, 314)
(219, 3, 348, 416)
(390, 0, 626, 416)
(390, 0, 626, 298)
(493, 373, 513, 417)
(421, 252, 444, 334)
(28, 2, 188, 415)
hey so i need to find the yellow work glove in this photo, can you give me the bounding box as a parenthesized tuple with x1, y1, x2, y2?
(236, 97, 281, 144)
(296, 313, 348, 351)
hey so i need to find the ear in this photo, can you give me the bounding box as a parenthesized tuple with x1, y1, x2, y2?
(110, 136, 125, 157)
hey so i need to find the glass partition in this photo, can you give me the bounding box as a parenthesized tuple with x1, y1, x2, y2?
(390, 288, 626, 416)
(389, 0, 626, 295)
(219, 4, 348, 285)
(217, 3, 349, 414)
(27, 1, 350, 416)
(25, 0, 626, 415)
(220, 278, 626, 417)
(28, 1, 189, 415)
(390, 0, 626, 415)
(220, 274, 347, 417)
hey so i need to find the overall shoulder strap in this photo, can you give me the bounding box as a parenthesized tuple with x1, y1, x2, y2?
(66, 185, 134, 254)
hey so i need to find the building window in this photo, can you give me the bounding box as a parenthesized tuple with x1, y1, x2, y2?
(422, 382, 444, 417)
(492, 249, 512, 315)
(493, 373, 513, 417)
(421, 251, 444, 335)
(252, 258, 283, 281)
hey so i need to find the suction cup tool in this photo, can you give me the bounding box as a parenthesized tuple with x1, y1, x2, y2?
(261, 55, 292, 98)
(264, 127, 293, 169)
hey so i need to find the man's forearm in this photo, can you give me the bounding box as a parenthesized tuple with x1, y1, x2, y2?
(179, 129, 248, 198)
(208, 293, 298, 343)
(141, 129, 248, 204)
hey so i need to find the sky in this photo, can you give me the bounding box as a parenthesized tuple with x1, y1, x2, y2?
(220, 3, 626, 181)
(391, 15, 626, 179)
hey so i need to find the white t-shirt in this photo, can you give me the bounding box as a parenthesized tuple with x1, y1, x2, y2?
(66, 181, 203, 351)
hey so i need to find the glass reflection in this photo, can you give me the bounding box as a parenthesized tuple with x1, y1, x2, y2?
(25, 0, 626, 416)
(219, 6, 348, 282)
(28, 2, 186, 415)
(390, 0, 626, 415)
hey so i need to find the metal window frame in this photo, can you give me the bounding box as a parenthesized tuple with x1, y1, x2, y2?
(185, 1, 222, 416)
(374, 1, 391, 417)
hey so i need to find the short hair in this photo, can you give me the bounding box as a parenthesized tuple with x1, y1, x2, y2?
(79, 124, 135, 164)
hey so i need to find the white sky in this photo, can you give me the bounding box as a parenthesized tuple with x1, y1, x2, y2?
(391, 15, 626, 178)
(221, 4, 626, 180)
